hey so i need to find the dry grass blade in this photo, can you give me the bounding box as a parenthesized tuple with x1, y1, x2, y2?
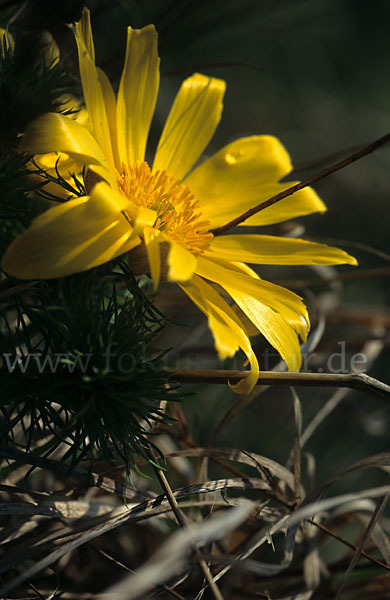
(290, 388, 303, 506)
(0, 500, 117, 519)
(198, 515, 300, 594)
(211, 391, 257, 443)
(0, 477, 271, 593)
(97, 502, 253, 600)
(125, 477, 273, 521)
(0, 483, 52, 500)
(281, 485, 390, 538)
(167, 447, 297, 492)
(300, 337, 384, 448)
(210, 484, 390, 590)
(300, 305, 326, 357)
(301, 387, 349, 449)
(0, 503, 131, 576)
(0, 446, 153, 502)
(356, 509, 390, 566)
(300, 453, 390, 525)
(0, 507, 132, 594)
(334, 494, 390, 599)
(326, 453, 390, 488)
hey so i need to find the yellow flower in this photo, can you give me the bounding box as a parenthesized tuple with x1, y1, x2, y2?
(2, 8, 356, 393)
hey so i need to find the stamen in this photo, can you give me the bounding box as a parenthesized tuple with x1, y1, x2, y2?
(117, 161, 213, 254)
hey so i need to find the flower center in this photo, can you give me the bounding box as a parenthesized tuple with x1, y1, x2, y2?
(117, 162, 213, 254)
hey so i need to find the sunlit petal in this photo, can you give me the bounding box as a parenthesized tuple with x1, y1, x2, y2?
(167, 240, 197, 281)
(184, 136, 325, 227)
(195, 256, 305, 369)
(2, 191, 138, 279)
(20, 113, 109, 169)
(180, 275, 259, 393)
(72, 8, 115, 167)
(153, 73, 225, 180)
(196, 256, 308, 322)
(213, 259, 309, 342)
(144, 227, 161, 290)
(97, 67, 120, 169)
(229, 287, 302, 372)
(209, 234, 357, 265)
(130, 206, 158, 240)
(92, 181, 156, 240)
(117, 25, 159, 166)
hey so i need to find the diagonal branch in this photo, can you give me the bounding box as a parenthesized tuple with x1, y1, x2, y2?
(212, 132, 390, 235)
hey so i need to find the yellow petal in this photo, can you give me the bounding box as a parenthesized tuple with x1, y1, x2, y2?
(117, 25, 159, 166)
(144, 227, 161, 290)
(74, 7, 95, 60)
(242, 185, 326, 227)
(219, 259, 309, 342)
(167, 242, 197, 282)
(91, 180, 157, 241)
(228, 287, 302, 372)
(0, 28, 14, 57)
(2, 193, 138, 280)
(209, 235, 357, 265)
(180, 276, 239, 360)
(179, 275, 259, 394)
(130, 206, 157, 240)
(153, 73, 225, 180)
(232, 304, 262, 337)
(91, 181, 156, 240)
(196, 256, 308, 322)
(20, 113, 109, 169)
(72, 8, 115, 167)
(184, 136, 325, 227)
(195, 256, 305, 369)
(90, 181, 130, 215)
(97, 67, 120, 169)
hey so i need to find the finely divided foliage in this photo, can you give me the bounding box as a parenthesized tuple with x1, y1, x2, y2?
(0, 262, 174, 469)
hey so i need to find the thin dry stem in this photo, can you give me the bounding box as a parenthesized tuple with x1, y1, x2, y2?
(310, 519, 390, 572)
(147, 449, 224, 600)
